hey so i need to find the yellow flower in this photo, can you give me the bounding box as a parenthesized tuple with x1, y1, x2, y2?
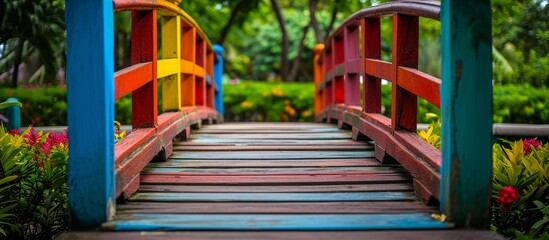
(271, 88, 284, 97)
(302, 110, 312, 118)
(241, 101, 253, 108)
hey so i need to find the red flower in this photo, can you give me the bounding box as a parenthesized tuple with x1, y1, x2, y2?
(523, 138, 541, 154)
(497, 186, 519, 212)
(24, 128, 41, 146)
(8, 129, 19, 136)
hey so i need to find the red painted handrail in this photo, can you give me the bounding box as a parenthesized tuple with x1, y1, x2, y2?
(314, 0, 442, 203)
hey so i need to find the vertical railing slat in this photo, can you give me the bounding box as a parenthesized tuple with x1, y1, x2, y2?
(362, 18, 382, 114)
(344, 26, 361, 106)
(391, 14, 418, 132)
(195, 39, 206, 106)
(181, 26, 196, 107)
(131, 10, 158, 128)
(161, 15, 182, 111)
(313, 44, 325, 115)
(213, 44, 224, 116)
(440, 0, 493, 228)
(66, 0, 115, 228)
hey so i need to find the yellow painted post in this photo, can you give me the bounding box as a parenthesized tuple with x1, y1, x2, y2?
(181, 26, 196, 106)
(161, 15, 182, 111)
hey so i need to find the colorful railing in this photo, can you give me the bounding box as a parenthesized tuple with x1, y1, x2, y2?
(314, 0, 493, 228)
(65, 0, 223, 228)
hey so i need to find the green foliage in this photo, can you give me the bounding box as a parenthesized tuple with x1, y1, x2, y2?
(493, 84, 549, 124)
(224, 81, 314, 122)
(0, 127, 70, 239)
(491, 139, 549, 238)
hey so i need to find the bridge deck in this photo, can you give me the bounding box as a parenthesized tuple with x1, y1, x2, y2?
(60, 123, 502, 239)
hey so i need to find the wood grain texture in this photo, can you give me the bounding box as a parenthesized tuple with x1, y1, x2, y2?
(146, 159, 383, 168)
(137, 183, 414, 193)
(169, 151, 374, 159)
(59, 230, 505, 240)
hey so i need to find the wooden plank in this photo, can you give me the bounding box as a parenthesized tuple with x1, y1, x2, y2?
(140, 173, 411, 185)
(128, 192, 416, 202)
(58, 230, 505, 240)
(364, 59, 392, 82)
(117, 201, 433, 214)
(141, 166, 406, 176)
(157, 58, 179, 79)
(172, 145, 373, 151)
(169, 151, 375, 160)
(103, 213, 449, 231)
(190, 133, 352, 139)
(199, 123, 337, 129)
(146, 159, 383, 168)
(440, 0, 493, 228)
(175, 139, 369, 146)
(65, 0, 116, 228)
(137, 183, 414, 193)
(192, 128, 345, 134)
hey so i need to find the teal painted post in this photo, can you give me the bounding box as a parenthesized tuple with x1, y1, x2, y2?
(5, 98, 21, 131)
(213, 44, 224, 116)
(65, 0, 116, 228)
(440, 0, 493, 228)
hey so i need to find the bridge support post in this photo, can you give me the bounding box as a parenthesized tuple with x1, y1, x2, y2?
(213, 44, 224, 116)
(440, 0, 492, 229)
(5, 98, 21, 131)
(66, 0, 116, 228)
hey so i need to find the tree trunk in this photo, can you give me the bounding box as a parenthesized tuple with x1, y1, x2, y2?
(287, 23, 311, 82)
(324, 3, 339, 43)
(309, 0, 323, 43)
(270, 0, 289, 81)
(11, 38, 24, 88)
(217, 0, 250, 45)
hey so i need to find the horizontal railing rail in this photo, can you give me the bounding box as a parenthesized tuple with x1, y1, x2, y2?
(66, 0, 224, 228)
(314, 0, 493, 228)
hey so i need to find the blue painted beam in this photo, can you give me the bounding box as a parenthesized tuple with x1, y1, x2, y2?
(66, 0, 116, 229)
(213, 44, 224, 116)
(440, 0, 492, 228)
(4, 98, 21, 131)
(105, 213, 449, 231)
(129, 192, 415, 202)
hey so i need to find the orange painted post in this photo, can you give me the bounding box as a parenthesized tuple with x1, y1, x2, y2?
(206, 50, 215, 108)
(131, 10, 158, 128)
(181, 26, 196, 107)
(313, 44, 325, 115)
(391, 14, 418, 132)
(362, 18, 382, 113)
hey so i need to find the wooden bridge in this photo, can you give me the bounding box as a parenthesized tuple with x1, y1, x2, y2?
(60, 0, 502, 239)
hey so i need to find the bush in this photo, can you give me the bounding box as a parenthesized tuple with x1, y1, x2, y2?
(223, 81, 314, 122)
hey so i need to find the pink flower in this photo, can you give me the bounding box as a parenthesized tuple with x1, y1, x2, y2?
(8, 129, 19, 136)
(24, 128, 41, 146)
(47, 133, 68, 147)
(497, 186, 519, 212)
(523, 138, 541, 154)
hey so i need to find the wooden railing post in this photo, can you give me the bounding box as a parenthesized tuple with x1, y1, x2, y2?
(131, 10, 158, 128)
(392, 14, 419, 132)
(313, 44, 325, 115)
(440, 0, 492, 228)
(5, 98, 21, 131)
(362, 18, 382, 113)
(213, 44, 224, 116)
(343, 26, 361, 106)
(161, 15, 182, 111)
(180, 26, 196, 107)
(195, 39, 206, 106)
(66, 0, 116, 228)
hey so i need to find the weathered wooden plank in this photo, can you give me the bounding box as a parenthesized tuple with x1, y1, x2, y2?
(141, 166, 406, 176)
(117, 201, 434, 214)
(190, 128, 345, 134)
(103, 213, 449, 231)
(65, 0, 116, 228)
(137, 183, 414, 193)
(146, 159, 382, 168)
(172, 145, 373, 151)
(175, 139, 370, 146)
(58, 230, 506, 240)
(140, 173, 411, 185)
(169, 151, 374, 160)
(198, 123, 339, 129)
(190, 133, 352, 139)
(128, 192, 416, 202)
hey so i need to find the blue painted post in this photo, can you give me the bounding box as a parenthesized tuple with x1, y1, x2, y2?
(213, 44, 224, 116)
(5, 98, 21, 131)
(65, 0, 116, 228)
(440, 0, 493, 228)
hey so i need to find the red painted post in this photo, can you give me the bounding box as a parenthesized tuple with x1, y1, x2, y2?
(131, 10, 158, 128)
(344, 25, 361, 106)
(362, 18, 382, 113)
(391, 14, 418, 132)
(324, 49, 334, 108)
(333, 37, 345, 104)
(195, 39, 206, 106)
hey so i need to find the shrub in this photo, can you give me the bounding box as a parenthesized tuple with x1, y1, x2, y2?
(223, 81, 314, 122)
